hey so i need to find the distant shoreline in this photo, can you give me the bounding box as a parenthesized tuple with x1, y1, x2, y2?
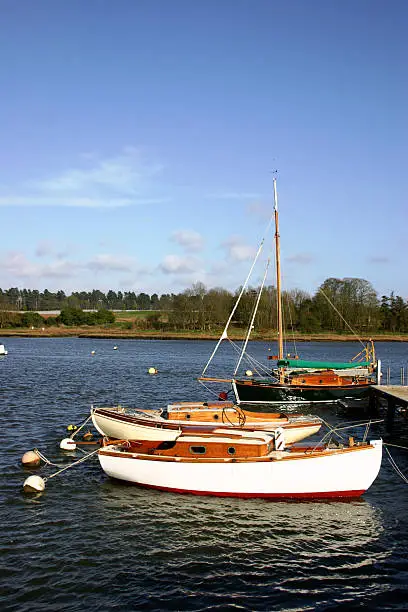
(1, 327, 407, 342)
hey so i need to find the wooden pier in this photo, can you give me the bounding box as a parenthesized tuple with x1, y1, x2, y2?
(370, 385, 408, 430)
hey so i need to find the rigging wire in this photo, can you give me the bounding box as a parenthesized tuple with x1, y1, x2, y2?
(285, 292, 298, 358)
(234, 260, 270, 376)
(319, 288, 366, 348)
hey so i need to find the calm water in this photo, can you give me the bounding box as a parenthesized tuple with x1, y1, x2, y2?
(1, 338, 408, 611)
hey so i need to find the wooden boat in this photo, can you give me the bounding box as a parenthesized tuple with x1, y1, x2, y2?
(91, 401, 323, 444)
(98, 428, 383, 499)
(199, 178, 381, 405)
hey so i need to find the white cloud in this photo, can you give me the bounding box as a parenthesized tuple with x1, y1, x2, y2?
(87, 254, 136, 272)
(221, 236, 257, 262)
(171, 229, 204, 252)
(41, 260, 79, 278)
(0, 147, 168, 208)
(159, 254, 200, 275)
(0, 251, 78, 281)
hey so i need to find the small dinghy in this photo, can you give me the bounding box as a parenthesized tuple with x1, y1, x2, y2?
(91, 401, 323, 445)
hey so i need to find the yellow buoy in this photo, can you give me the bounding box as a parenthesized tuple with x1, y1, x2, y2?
(91, 350, 96, 355)
(148, 367, 158, 375)
(245, 370, 253, 377)
(67, 424, 78, 432)
(21, 450, 41, 467)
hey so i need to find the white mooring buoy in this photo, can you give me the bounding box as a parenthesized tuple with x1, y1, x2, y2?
(91, 350, 96, 355)
(113, 346, 118, 350)
(21, 450, 41, 467)
(23, 475, 46, 493)
(148, 367, 158, 375)
(60, 438, 77, 451)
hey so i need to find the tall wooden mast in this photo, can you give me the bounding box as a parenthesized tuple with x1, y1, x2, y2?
(273, 178, 284, 367)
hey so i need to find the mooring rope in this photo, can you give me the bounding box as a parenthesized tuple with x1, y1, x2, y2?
(384, 445, 408, 484)
(34, 449, 67, 468)
(69, 414, 93, 439)
(44, 447, 100, 482)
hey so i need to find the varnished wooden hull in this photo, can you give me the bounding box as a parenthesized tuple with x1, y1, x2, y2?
(91, 406, 322, 444)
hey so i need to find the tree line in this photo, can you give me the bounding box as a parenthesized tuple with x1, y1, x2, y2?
(0, 278, 407, 333)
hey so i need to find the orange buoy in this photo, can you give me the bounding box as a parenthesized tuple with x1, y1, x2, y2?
(21, 450, 41, 467)
(83, 431, 93, 441)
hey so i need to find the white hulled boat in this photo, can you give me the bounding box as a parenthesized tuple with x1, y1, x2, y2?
(91, 401, 323, 445)
(98, 428, 383, 499)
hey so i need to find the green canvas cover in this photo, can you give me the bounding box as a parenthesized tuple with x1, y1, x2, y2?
(277, 359, 371, 370)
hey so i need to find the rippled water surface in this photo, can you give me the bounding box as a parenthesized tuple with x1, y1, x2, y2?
(1, 338, 408, 611)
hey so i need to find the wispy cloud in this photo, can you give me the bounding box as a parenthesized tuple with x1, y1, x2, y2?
(285, 253, 314, 265)
(368, 255, 390, 264)
(221, 236, 257, 262)
(171, 229, 204, 252)
(0, 147, 168, 208)
(35, 241, 54, 258)
(246, 200, 273, 222)
(207, 191, 262, 200)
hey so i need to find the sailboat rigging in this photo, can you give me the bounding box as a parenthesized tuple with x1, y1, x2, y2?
(199, 177, 381, 405)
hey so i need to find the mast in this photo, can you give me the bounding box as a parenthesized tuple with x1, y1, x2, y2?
(273, 178, 284, 365)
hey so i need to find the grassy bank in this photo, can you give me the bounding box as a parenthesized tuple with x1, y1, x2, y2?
(1, 325, 408, 342)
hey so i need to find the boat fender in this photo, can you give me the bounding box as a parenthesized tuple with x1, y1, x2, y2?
(274, 427, 285, 451)
(60, 438, 77, 451)
(23, 475, 46, 493)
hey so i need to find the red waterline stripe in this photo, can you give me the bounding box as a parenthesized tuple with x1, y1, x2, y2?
(116, 480, 365, 499)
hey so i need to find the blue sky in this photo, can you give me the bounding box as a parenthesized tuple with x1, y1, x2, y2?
(0, 0, 407, 298)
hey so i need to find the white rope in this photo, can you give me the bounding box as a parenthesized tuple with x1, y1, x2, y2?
(201, 240, 266, 376)
(384, 446, 408, 484)
(45, 447, 100, 482)
(234, 260, 270, 376)
(70, 414, 92, 439)
(309, 419, 384, 452)
(34, 449, 67, 468)
(201, 202, 277, 377)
